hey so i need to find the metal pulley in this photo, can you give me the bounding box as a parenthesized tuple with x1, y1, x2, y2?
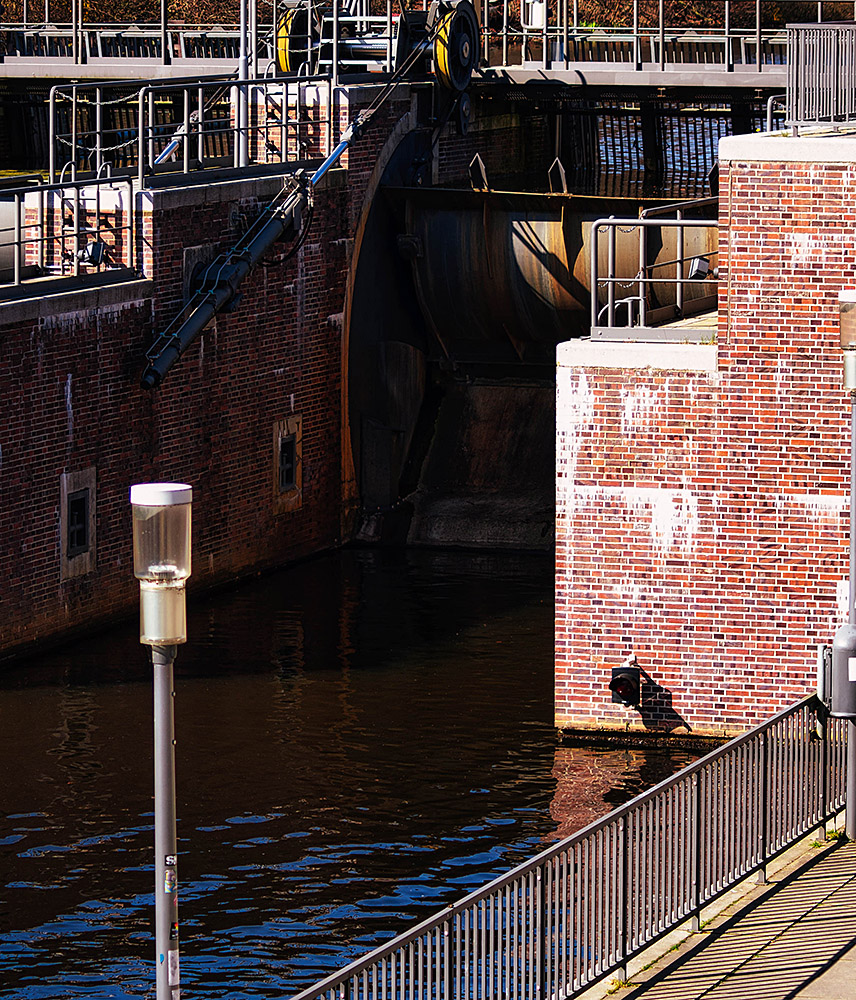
(431, 0, 480, 91)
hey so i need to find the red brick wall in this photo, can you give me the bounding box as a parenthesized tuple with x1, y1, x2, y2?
(1, 166, 356, 658)
(555, 145, 855, 736)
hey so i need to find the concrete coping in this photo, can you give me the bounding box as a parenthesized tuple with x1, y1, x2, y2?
(0, 277, 153, 325)
(720, 127, 856, 163)
(557, 339, 718, 372)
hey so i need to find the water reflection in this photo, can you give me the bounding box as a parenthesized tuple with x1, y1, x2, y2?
(0, 548, 697, 999)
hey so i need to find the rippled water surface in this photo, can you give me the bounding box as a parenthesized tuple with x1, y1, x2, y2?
(0, 549, 698, 998)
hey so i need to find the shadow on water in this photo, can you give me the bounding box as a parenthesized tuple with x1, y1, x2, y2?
(0, 548, 699, 999)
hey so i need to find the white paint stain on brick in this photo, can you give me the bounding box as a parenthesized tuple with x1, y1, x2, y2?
(620, 385, 660, 436)
(65, 374, 73, 441)
(837, 578, 850, 622)
(556, 369, 595, 508)
(775, 493, 846, 521)
(572, 485, 700, 557)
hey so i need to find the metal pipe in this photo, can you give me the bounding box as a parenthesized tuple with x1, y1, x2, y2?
(239, 0, 249, 166)
(251, 0, 258, 78)
(152, 644, 179, 1000)
(48, 86, 57, 183)
(725, 0, 732, 73)
(756, 0, 762, 72)
(386, 0, 392, 73)
(138, 88, 146, 187)
(658, 0, 664, 71)
(633, 0, 639, 70)
(161, 0, 169, 64)
(332, 0, 340, 88)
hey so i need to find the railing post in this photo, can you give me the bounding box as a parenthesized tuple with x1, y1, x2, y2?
(690, 771, 701, 932)
(757, 728, 768, 884)
(138, 88, 146, 187)
(616, 814, 629, 983)
(14, 193, 21, 286)
(819, 706, 829, 840)
(658, 0, 664, 72)
(724, 0, 732, 72)
(607, 220, 616, 326)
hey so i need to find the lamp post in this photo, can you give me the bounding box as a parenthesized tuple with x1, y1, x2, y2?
(834, 294, 856, 840)
(130, 482, 192, 1000)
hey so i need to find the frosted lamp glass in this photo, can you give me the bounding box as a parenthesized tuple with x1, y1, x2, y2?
(131, 484, 192, 583)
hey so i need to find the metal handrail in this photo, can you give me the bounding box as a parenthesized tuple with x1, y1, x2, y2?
(0, 172, 136, 284)
(590, 214, 719, 332)
(289, 696, 846, 1000)
(48, 74, 337, 185)
(788, 22, 856, 133)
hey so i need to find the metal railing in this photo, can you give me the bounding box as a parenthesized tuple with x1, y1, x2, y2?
(48, 75, 338, 185)
(788, 22, 856, 132)
(0, 172, 136, 285)
(590, 204, 719, 340)
(4, 1, 856, 76)
(289, 696, 847, 1000)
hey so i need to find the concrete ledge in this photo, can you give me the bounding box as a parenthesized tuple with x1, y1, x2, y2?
(0, 277, 153, 324)
(720, 129, 856, 163)
(557, 339, 718, 372)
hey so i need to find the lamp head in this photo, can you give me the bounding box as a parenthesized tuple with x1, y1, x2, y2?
(130, 483, 192, 645)
(839, 291, 856, 393)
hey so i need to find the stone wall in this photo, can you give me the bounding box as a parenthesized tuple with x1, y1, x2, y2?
(555, 133, 856, 736)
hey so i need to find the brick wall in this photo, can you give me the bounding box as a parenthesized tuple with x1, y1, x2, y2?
(555, 135, 856, 736)
(1, 157, 359, 659)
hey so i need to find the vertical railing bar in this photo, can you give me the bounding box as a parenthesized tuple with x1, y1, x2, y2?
(758, 727, 769, 880)
(13, 193, 21, 285)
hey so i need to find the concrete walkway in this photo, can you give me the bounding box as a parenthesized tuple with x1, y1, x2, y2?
(605, 839, 856, 1000)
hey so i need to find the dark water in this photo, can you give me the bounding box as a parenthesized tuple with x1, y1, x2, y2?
(0, 549, 698, 999)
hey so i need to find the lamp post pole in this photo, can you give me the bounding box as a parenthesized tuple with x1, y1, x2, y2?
(131, 482, 193, 1000)
(153, 643, 179, 999)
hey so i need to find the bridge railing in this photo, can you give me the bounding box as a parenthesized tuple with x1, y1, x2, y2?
(47, 74, 339, 185)
(2, 1, 853, 76)
(589, 203, 719, 341)
(787, 22, 856, 133)
(286, 696, 846, 1000)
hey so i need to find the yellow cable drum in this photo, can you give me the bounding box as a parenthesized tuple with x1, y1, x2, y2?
(276, 6, 321, 74)
(433, 0, 480, 91)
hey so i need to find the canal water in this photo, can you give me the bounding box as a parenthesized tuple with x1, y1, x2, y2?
(0, 548, 699, 999)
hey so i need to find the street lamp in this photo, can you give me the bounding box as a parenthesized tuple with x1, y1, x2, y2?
(832, 294, 856, 841)
(130, 482, 192, 1000)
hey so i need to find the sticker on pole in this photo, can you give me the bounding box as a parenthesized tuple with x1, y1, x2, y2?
(164, 869, 177, 894)
(168, 948, 180, 986)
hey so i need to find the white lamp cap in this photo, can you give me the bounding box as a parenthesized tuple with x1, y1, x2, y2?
(840, 290, 856, 304)
(130, 482, 193, 506)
